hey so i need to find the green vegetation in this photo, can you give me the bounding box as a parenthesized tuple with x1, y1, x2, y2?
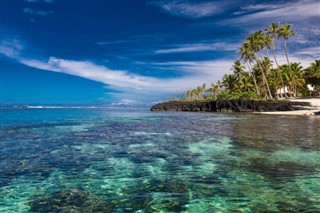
(175, 22, 320, 102)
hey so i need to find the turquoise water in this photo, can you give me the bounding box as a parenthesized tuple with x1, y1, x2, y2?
(0, 108, 320, 212)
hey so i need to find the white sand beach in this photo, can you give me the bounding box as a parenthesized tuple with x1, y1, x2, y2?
(258, 97, 320, 116)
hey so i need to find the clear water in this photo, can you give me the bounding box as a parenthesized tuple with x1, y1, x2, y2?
(0, 108, 319, 212)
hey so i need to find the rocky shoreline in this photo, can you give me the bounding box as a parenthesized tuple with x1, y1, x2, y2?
(150, 100, 311, 112)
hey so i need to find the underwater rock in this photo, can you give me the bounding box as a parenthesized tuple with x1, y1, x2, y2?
(247, 158, 316, 181)
(29, 188, 115, 212)
(116, 178, 190, 212)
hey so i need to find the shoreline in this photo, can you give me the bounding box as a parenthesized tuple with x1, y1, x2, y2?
(150, 98, 320, 116)
(256, 97, 320, 116)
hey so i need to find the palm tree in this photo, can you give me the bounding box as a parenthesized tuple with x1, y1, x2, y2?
(196, 86, 202, 100)
(278, 23, 295, 66)
(260, 57, 272, 74)
(265, 22, 280, 67)
(239, 42, 260, 97)
(207, 83, 220, 99)
(290, 62, 305, 96)
(263, 34, 273, 58)
(231, 60, 245, 83)
(239, 72, 254, 92)
(282, 63, 305, 97)
(222, 74, 237, 92)
(202, 83, 206, 99)
(305, 59, 320, 92)
(269, 68, 283, 99)
(185, 90, 191, 100)
(191, 89, 196, 100)
(259, 57, 274, 98)
(265, 23, 287, 98)
(245, 31, 273, 98)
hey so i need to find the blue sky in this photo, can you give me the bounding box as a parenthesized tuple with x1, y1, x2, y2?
(1, 0, 319, 105)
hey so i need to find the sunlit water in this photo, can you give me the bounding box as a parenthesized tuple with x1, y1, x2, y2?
(0, 108, 319, 212)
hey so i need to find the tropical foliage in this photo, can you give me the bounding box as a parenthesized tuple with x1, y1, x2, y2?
(179, 22, 320, 101)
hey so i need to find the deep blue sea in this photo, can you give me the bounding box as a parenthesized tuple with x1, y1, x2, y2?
(0, 107, 320, 212)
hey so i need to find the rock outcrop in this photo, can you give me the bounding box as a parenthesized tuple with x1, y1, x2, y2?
(150, 100, 311, 112)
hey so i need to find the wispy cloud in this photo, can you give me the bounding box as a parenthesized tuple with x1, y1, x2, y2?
(25, 0, 54, 3)
(150, 0, 234, 18)
(96, 40, 129, 45)
(23, 8, 54, 16)
(155, 42, 238, 54)
(0, 39, 24, 58)
(228, 0, 320, 23)
(96, 38, 141, 46)
(234, 3, 280, 15)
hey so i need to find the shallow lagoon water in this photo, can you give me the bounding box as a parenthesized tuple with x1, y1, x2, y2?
(0, 108, 320, 212)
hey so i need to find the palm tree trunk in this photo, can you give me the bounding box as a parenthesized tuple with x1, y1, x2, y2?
(284, 39, 293, 98)
(284, 40, 290, 66)
(256, 55, 273, 99)
(271, 46, 279, 68)
(247, 62, 260, 97)
(271, 44, 287, 98)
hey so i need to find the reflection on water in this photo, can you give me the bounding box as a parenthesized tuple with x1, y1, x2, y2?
(0, 108, 320, 212)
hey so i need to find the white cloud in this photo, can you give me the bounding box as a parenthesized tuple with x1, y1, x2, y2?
(155, 42, 238, 53)
(150, 0, 234, 18)
(23, 8, 54, 16)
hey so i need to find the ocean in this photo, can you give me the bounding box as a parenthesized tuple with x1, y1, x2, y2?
(0, 107, 319, 212)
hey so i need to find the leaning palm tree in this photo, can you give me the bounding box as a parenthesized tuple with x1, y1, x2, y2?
(262, 34, 273, 58)
(265, 22, 280, 67)
(245, 31, 273, 98)
(265, 23, 288, 98)
(239, 42, 260, 97)
(278, 23, 295, 66)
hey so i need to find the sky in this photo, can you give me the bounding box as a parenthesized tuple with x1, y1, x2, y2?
(1, 0, 319, 105)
